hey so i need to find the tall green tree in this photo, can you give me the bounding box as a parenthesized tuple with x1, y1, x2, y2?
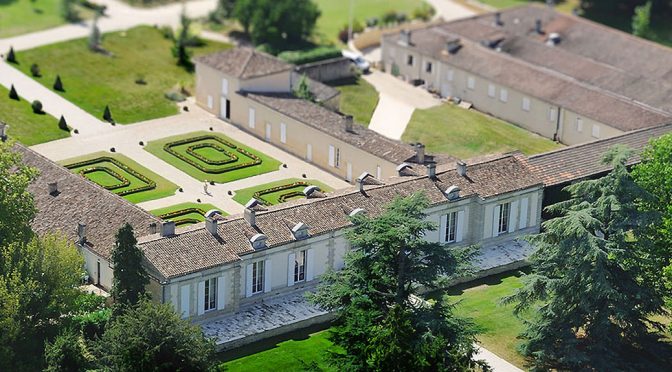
(233, 0, 257, 34)
(235, 0, 320, 47)
(311, 193, 484, 371)
(172, 10, 194, 71)
(95, 300, 215, 370)
(0, 140, 38, 245)
(111, 223, 149, 308)
(632, 1, 653, 38)
(504, 146, 672, 370)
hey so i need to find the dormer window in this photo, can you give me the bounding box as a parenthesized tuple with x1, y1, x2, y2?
(349, 208, 365, 218)
(444, 185, 460, 201)
(292, 222, 309, 240)
(250, 233, 267, 249)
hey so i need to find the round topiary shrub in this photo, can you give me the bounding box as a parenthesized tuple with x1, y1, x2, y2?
(31, 100, 43, 114)
(30, 63, 41, 77)
(139, 141, 144, 146)
(110, 147, 115, 152)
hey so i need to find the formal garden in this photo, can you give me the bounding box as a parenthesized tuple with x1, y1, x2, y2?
(145, 131, 281, 183)
(150, 202, 224, 226)
(12, 26, 230, 124)
(232, 178, 331, 206)
(62, 152, 178, 204)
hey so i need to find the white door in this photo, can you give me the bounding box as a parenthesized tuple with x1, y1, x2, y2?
(346, 162, 353, 182)
(220, 97, 227, 119)
(306, 144, 312, 162)
(265, 123, 271, 141)
(328, 145, 335, 167)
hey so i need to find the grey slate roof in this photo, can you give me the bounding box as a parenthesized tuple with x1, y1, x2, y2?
(528, 123, 672, 187)
(16, 144, 161, 259)
(383, 4, 672, 131)
(194, 47, 293, 80)
(139, 153, 542, 280)
(244, 92, 421, 165)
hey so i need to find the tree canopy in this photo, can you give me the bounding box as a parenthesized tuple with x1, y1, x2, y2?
(234, 0, 320, 48)
(311, 192, 484, 371)
(111, 223, 149, 308)
(0, 140, 38, 245)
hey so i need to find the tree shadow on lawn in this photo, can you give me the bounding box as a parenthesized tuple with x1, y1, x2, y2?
(431, 268, 529, 298)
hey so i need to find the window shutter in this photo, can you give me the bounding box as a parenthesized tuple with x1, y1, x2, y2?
(280, 123, 287, 143)
(248, 108, 255, 128)
(221, 78, 228, 95)
(170, 284, 178, 311)
(519, 197, 529, 229)
(197, 281, 205, 316)
(509, 200, 519, 233)
(529, 196, 538, 227)
(287, 253, 296, 286)
(306, 249, 315, 281)
(492, 205, 501, 237)
(456, 210, 465, 243)
(439, 214, 447, 243)
(328, 145, 335, 167)
(217, 276, 226, 310)
(245, 264, 253, 297)
(264, 259, 272, 293)
(180, 285, 190, 318)
(483, 204, 494, 238)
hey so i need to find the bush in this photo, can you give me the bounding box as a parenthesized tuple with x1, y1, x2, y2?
(396, 12, 408, 23)
(412, 4, 436, 21)
(30, 63, 41, 77)
(44, 330, 91, 372)
(366, 17, 379, 28)
(164, 91, 186, 102)
(6, 46, 16, 63)
(8, 84, 19, 100)
(159, 25, 174, 40)
(31, 100, 43, 114)
(277, 46, 342, 65)
(58, 115, 70, 131)
(382, 10, 398, 25)
(103, 105, 113, 123)
(74, 308, 111, 340)
(53, 75, 64, 91)
(338, 28, 349, 44)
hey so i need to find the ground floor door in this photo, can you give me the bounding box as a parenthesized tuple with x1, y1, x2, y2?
(220, 97, 230, 119)
(265, 123, 272, 141)
(96, 261, 101, 285)
(306, 143, 312, 162)
(346, 162, 353, 182)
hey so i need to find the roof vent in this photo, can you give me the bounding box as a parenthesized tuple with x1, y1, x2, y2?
(446, 38, 461, 54)
(77, 223, 87, 244)
(398, 29, 411, 46)
(427, 162, 436, 179)
(291, 222, 309, 240)
(205, 209, 223, 219)
(444, 185, 461, 200)
(349, 208, 365, 218)
(356, 172, 371, 193)
(244, 199, 259, 226)
(48, 181, 59, 196)
(0, 122, 8, 142)
(250, 233, 267, 249)
(456, 161, 467, 177)
(205, 217, 219, 237)
(160, 221, 175, 237)
(303, 185, 321, 197)
(396, 162, 414, 176)
(494, 12, 503, 26)
(415, 143, 425, 164)
(546, 32, 561, 46)
(344, 115, 354, 133)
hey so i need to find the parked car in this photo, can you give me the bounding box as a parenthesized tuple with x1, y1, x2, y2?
(342, 50, 371, 73)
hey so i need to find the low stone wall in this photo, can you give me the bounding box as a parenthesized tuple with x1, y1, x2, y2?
(295, 57, 355, 83)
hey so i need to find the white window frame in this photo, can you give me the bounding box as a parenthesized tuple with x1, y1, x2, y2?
(203, 278, 216, 312)
(522, 97, 531, 112)
(444, 211, 458, 243)
(252, 261, 264, 294)
(248, 107, 255, 129)
(446, 69, 454, 81)
(294, 250, 306, 283)
(498, 202, 511, 235)
(488, 84, 496, 98)
(467, 76, 475, 90)
(592, 124, 600, 138)
(499, 88, 508, 102)
(549, 107, 557, 122)
(576, 117, 583, 132)
(280, 122, 287, 144)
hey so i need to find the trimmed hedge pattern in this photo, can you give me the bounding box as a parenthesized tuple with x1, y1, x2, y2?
(164, 135, 262, 174)
(186, 143, 238, 165)
(80, 166, 131, 190)
(253, 181, 309, 206)
(66, 157, 157, 196)
(158, 207, 207, 226)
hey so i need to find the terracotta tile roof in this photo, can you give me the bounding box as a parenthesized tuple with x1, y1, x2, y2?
(383, 4, 672, 131)
(139, 153, 542, 280)
(194, 47, 293, 79)
(244, 92, 421, 164)
(16, 144, 161, 259)
(528, 123, 672, 186)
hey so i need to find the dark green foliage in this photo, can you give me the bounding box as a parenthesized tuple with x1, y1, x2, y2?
(111, 223, 149, 308)
(58, 116, 69, 131)
(73, 308, 111, 341)
(53, 75, 64, 92)
(210, 0, 236, 23)
(8, 84, 19, 100)
(632, 1, 652, 37)
(172, 11, 194, 71)
(44, 329, 91, 372)
(102, 105, 113, 123)
(94, 300, 215, 371)
(31, 100, 43, 114)
(30, 63, 41, 77)
(0, 139, 37, 245)
(504, 146, 672, 370)
(293, 74, 314, 102)
(412, 3, 436, 21)
(310, 193, 484, 371)
(7, 47, 17, 63)
(89, 16, 102, 51)
(61, 0, 79, 22)
(277, 46, 342, 65)
(234, 0, 320, 47)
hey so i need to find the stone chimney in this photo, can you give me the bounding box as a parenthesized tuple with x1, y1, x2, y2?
(494, 12, 503, 26)
(160, 221, 175, 237)
(456, 161, 467, 177)
(0, 122, 7, 142)
(427, 162, 436, 179)
(77, 223, 87, 243)
(535, 19, 543, 34)
(399, 29, 411, 46)
(356, 172, 370, 194)
(446, 38, 461, 54)
(344, 115, 354, 133)
(48, 181, 59, 195)
(205, 217, 218, 237)
(415, 143, 425, 164)
(244, 208, 256, 227)
(149, 222, 158, 235)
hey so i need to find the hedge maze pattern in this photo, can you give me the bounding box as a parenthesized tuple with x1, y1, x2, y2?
(254, 181, 310, 206)
(158, 207, 206, 226)
(65, 157, 156, 196)
(164, 135, 262, 174)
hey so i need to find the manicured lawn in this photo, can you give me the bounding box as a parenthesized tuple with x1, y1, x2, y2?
(232, 178, 332, 206)
(0, 0, 68, 38)
(15, 26, 231, 124)
(60, 151, 178, 204)
(220, 330, 338, 371)
(150, 202, 226, 226)
(0, 85, 70, 145)
(144, 131, 282, 184)
(313, 0, 424, 44)
(329, 77, 379, 127)
(402, 103, 562, 158)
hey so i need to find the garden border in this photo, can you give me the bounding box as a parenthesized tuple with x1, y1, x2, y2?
(80, 166, 131, 191)
(158, 207, 207, 226)
(253, 181, 310, 206)
(66, 156, 156, 196)
(164, 135, 262, 174)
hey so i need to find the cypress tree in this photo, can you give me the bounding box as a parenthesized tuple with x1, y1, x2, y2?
(58, 115, 69, 131)
(6, 47, 16, 63)
(103, 105, 114, 123)
(111, 223, 149, 309)
(53, 75, 64, 91)
(8, 84, 19, 100)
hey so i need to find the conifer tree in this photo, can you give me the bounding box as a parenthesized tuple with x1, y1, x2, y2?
(504, 145, 672, 370)
(102, 105, 113, 123)
(53, 75, 64, 92)
(6, 47, 16, 63)
(111, 223, 149, 309)
(8, 85, 19, 100)
(58, 116, 69, 131)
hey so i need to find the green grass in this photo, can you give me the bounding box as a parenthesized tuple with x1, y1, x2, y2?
(150, 202, 226, 226)
(60, 151, 178, 204)
(473, 0, 578, 13)
(15, 26, 231, 124)
(329, 77, 379, 127)
(0, 85, 70, 145)
(313, 0, 423, 44)
(0, 0, 76, 38)
(220, 330, 338, 371)
(232, 178, 332, 206)
(402, 104, 562, 158)
(144, 131, 282, 184)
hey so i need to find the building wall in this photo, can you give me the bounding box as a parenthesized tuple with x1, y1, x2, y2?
(239, 71, 292, 93)
(80, 247, 114, 291)
(381, 40, 623, 146)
